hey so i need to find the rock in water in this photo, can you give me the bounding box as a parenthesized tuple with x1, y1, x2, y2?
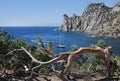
(59, 2, 120, 38)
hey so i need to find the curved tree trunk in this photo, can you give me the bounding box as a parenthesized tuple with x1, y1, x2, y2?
(4, 46, 112, 80)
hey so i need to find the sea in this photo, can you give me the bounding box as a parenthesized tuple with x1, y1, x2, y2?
(0, 26, 120, 56)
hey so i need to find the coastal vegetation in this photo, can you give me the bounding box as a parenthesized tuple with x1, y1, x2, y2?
(0, 30, 120, 81)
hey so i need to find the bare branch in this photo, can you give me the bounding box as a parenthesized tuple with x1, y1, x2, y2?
(52, 64, 61, 74)
(4, 46, 112, 78)
(5, 49, 23, 56)
(21, 47, 42, 64)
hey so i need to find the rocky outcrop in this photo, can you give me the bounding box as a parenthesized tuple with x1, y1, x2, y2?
(59, 2, 120, 38)
(111, 0, 120, 12)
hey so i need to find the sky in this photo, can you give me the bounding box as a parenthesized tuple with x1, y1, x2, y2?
(0, 0, 118, 26)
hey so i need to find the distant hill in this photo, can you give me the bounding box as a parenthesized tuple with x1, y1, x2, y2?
(58, 1, 120, 38)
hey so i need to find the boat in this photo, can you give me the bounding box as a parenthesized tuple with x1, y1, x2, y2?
(57, 32, 66, 48)
(57, 44, 66, 48)
(91, 35, 95, 37)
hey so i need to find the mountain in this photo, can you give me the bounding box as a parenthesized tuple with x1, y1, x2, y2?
(58, 1, 120, 38)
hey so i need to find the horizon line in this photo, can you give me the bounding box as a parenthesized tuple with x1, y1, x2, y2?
(0, 25, 60, 27)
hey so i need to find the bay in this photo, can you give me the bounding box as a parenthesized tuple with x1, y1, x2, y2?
(0, 26, 120, 56)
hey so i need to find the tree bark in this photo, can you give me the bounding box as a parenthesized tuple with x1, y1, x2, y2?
(4, 46, 112, 79)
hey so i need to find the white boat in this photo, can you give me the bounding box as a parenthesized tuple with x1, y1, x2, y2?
(57, 44, 66, 48)
(57, 32, 66, 48)
(91, 35, 95, 37)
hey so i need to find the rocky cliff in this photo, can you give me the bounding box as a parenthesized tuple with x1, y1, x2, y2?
(59, 2, 120, 38)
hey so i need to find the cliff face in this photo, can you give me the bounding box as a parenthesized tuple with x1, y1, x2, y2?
(59, 2, 120, 38)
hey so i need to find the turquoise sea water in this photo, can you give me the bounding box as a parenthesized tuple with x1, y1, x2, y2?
(0, 26, 120, 56)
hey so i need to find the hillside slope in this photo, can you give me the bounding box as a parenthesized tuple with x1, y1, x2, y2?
(59, 2, 120, 38)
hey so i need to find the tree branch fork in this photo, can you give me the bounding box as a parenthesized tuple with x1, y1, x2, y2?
(2, 46, 112, 79)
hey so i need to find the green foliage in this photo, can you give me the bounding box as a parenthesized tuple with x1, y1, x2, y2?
(112, 56, 120, 76)
(0, 30, 14, 69)
(47, 41, 53, 51)
(47, 41, 53, 47)
(38, 65, 52, 75)
(70, 39, 120, 77)
(97, 39, 106, 47)
(115, 56, 120, 65)
(70, 40, 107, 75)
(33, 48, 51, 62)
(71, 53, 104, 75)
(71, 45, 78, 51)
(0, 30, 51, 75)
(15, 38, 28, 48)
(0, 30, 14, 53)
(0, 30, 119, 77)
(34, 35, 45, 48)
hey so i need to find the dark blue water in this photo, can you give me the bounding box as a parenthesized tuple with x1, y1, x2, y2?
(0, 26, 120, 56)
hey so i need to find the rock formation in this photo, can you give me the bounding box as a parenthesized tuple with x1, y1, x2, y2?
(59, 1, 120, 38)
